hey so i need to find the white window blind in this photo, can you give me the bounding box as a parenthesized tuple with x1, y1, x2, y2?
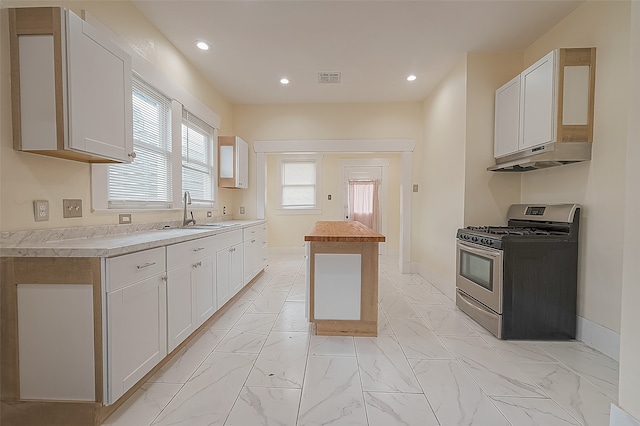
(182, 110, 215, 205)
(281, 160, 317, 208)
(107, 76, 172, 208)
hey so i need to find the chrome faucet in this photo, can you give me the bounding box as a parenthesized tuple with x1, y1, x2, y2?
(183, 191, 196, 226)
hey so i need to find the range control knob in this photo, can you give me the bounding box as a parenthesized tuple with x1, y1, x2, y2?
(472, 236, 478, 242)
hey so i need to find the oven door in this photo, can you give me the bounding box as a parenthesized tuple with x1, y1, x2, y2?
(456, 241, 503, 314)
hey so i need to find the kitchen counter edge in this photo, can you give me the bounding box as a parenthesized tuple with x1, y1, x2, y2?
(0, 220, 266, 258)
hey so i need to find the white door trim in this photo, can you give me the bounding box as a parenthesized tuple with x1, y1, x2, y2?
(339, 159, 389, 255)
(254, 139, 414, 273)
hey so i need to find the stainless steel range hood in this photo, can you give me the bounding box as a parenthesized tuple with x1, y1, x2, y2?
(487, 142, 592, 172)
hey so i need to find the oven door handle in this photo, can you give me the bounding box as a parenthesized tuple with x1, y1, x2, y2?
(457, 241, 501, 257)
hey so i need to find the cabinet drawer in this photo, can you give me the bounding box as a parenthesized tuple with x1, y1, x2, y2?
(167, 236, 216, 269)
(107, 247, 166, 292)
(218, 229, 243, 250)
(243, 225, 261, 242)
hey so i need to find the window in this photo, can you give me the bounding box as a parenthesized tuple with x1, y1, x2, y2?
(92, 73, 220, 211)
(278, 155, 322, 213)
(106, 76, 172, 208)
(182, 110, 215, 206)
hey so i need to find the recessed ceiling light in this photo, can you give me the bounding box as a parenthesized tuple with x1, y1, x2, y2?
(407, 75, 417, 82)
(280, 78, 290, 85)
(196, 41, 210, 51)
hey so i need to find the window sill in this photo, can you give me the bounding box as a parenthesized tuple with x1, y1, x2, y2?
(276, 208, 322, 215)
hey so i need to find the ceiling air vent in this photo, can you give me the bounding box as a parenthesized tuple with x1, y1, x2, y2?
(318, 72, 341, 84)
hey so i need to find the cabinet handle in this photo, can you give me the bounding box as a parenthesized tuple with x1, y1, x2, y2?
(161, 275, 167, 282)
(251, 239, 256, 243)
(193, 247, 205, 252)
(193, 261, 202, 268)
(128, 152, 137, 159)
(136, 262, 156, 269)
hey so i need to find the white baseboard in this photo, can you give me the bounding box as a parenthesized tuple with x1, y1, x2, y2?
(268, 247, 305, 256)
(611, 404, 640, 426)
(576, 316, 620, 361)
(413, 262, 621, 361)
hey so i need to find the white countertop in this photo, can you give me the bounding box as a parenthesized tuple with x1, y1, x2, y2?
(0, 220, 265, 258)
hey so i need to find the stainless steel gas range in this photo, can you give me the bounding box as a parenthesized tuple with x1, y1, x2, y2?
(455, 203, 580, 340)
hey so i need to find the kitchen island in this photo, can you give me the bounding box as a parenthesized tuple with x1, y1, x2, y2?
(304, 221, 385, 337)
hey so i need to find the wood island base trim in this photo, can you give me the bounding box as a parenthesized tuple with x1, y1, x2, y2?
(315, 320, 377, 337)
(306, 222, 384, 337)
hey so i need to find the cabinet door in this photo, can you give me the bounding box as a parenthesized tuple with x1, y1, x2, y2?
(194, 254, 216, 327)
(167, 263, 196, 352)
(494, 75, 521, 158)
(230, 243, 245, 296)
(216, 249, 231, 307)
(243, 238, 258, 284)
(107, 274, 167, 403)
(237, 138, 249, 189)
(520, 50, 556, 150)
(66, 10, 133, 162)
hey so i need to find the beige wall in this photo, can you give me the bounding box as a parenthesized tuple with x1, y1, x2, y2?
(520, 1, 630, 333)
(464, 52, 523, 227)
(0, 1, 234, 231)
(418, 59, 467, 297)
(264, 153, 402, 249)
(619, 0, 640, 420)
(232, 102, 422, 249)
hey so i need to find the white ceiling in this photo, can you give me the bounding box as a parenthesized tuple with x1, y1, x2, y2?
(132, 0, 582, 104)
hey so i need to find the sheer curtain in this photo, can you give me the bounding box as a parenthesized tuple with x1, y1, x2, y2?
(348, 179, 380, 231)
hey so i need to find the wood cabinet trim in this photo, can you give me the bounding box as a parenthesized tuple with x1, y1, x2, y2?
(0, 257, 103, 424)
(308, 240, 379, 336)
(556, 47, 596, 143)
(9, 7, 127, 164)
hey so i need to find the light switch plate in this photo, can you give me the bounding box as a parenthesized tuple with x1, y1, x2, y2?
(412, 184, 419, 192)
(63, 199, 83, 218)
(33, 200, 49, 222)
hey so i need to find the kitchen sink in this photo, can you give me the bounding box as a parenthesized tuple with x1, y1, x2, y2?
(193, 223, 237, 229)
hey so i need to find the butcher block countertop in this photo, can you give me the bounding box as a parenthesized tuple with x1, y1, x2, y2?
(304, 221, 385, 243)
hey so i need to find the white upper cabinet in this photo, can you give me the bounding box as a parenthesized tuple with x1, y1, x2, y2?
(520, 51, 556, 150)
(9, 7, 133, 163)
(494, 75, 521, 158)
(493, 48, 596, 159)
(219, 136, 249, 189)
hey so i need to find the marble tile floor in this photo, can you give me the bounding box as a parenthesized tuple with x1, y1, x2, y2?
(104, 253, 619, 426)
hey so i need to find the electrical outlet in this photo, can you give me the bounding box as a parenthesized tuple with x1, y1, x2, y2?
(33, 200, 49, 222)
(207, 211, 212, 218)
(240, 206, 245, 215)
(63, 199, 83, 218)
(118, 214, 131, 224)
(223, 206, 226, 215)
(328, 194, 332, 200)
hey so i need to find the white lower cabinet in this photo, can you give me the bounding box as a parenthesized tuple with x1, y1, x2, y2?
(243, 223, 268, 284)
(217, 243, 244, 307)
(166, 263, 196, 352)
(194, 254, 216, 326)
(102, 223, 265, 406)
(216, 229, 244, 307)
(105, 248, 167, 404)
(230, 243, 245, 295)
(216, 248, 231, 308)
(166, 236, 216, 352)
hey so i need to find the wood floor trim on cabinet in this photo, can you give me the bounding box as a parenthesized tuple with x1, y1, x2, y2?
(0, 257, 103, 425)
(308, 241, 379, 336)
